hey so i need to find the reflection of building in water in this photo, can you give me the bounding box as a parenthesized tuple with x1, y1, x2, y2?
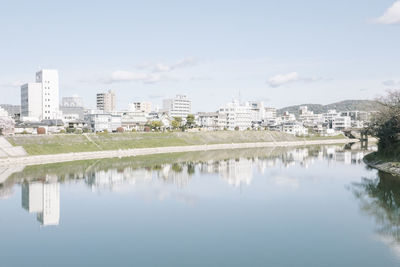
(198, 159, 253, 187)
(86, 168, 152, 191)
(335, 151, 352, 165)
(158, 164, 191, 188)
(21, 179, 60, 226)
(219, 159, 253, 187)
(86, 169, 125, 190)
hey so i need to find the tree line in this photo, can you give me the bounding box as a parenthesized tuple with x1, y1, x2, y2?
(370, 90, 400, 157)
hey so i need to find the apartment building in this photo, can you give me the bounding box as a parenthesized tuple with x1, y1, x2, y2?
(97, 90, 116, 112)
(129, 101, 152, 114)
(218, 100, 252, 130)
(162, 95, 191, 118)
(21, 69, 60, 121)
(332, 116, 351, 131)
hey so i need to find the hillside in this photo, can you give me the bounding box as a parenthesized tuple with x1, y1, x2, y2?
(277, 100, 378, 116)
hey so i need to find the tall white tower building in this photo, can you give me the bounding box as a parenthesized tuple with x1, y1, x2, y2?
(21, 69, 60, 121)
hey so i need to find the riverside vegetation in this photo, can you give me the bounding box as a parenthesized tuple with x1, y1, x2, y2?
(365, 90, 400, 175)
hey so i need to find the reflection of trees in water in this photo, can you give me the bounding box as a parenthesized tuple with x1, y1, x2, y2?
(351, 172, 400, 242)
(1, 145, 373, 194)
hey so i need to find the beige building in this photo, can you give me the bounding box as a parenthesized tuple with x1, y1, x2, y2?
(129, 101, 152, 113)
(97, 90, 116, 112)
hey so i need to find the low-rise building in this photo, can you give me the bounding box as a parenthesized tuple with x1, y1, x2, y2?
(323, 110, 341, 122)
(282, 121, 308, 136)
(332, 116, 351, 131)
(218, 100, 252, 130)
(84, 110, 121, 132)
(120, 110, 148, 131)
(281, 111, 296, 122)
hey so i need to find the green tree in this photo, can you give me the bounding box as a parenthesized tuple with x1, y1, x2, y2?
(370, 90, 400, 156)
(172, 117, 182, 129)
(150, 120, 163, 130)
(186, 114, 195, 128)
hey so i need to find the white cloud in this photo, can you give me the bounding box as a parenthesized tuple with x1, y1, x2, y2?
(142, 57, 198, 73)
(266, 72, 327, 87)
(101, 71, 175, 84)
(98, 57, 198, 84)
(374, 1, 400, 24)
(267, 72, 300, 87)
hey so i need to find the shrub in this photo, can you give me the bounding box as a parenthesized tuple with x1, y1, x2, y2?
(37, 127, 46, 134)
(66, 128, 75, 133)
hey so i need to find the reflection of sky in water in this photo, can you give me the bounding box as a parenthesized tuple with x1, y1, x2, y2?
(1, 145, 399, 266)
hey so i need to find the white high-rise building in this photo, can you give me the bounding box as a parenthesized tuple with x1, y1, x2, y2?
(97, 90, 116, 112)
(162, 95, 191, 118)
(21, 69, 60, 121)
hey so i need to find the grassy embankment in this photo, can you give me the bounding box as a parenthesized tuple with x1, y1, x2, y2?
(363, 144, 400, 176)
(364, 147, 400, 168)
(6, 131, 346, 156)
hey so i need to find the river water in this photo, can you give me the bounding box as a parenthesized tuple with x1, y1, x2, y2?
(0, 145, 399, 267)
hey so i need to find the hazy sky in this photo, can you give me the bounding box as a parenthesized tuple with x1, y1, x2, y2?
(0, 0, 399, 111)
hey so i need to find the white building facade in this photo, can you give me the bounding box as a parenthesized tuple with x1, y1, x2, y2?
(218, 100, 252, 130)
(21, 69, 60, 121)
(84, 109, 122, 132)
(162, 95, 191, 118)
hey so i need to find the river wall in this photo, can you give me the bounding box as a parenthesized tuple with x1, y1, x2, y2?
(0, 139, 354, 167)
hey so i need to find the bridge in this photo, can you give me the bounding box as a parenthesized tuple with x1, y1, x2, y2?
(342, 128, 370, 148)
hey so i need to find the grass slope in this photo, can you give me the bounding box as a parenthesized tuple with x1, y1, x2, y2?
(7, 131, 302, 155)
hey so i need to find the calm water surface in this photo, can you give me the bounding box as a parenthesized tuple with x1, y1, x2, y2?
(1, 145, 399, 267)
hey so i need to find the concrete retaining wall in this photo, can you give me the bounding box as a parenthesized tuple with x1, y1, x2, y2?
(0, 139, 355, 167)
(0, 137, 27, 158)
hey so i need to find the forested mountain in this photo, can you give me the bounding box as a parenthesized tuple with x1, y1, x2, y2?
(277, 100, 378, 116)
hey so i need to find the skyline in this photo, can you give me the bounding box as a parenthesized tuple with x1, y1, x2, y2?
(1, 1, 400, 111)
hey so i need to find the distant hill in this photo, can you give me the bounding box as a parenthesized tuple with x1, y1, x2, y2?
(277, 100, 378, 116)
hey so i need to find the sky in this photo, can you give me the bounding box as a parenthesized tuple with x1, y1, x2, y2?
(0, 0, 399, 111)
